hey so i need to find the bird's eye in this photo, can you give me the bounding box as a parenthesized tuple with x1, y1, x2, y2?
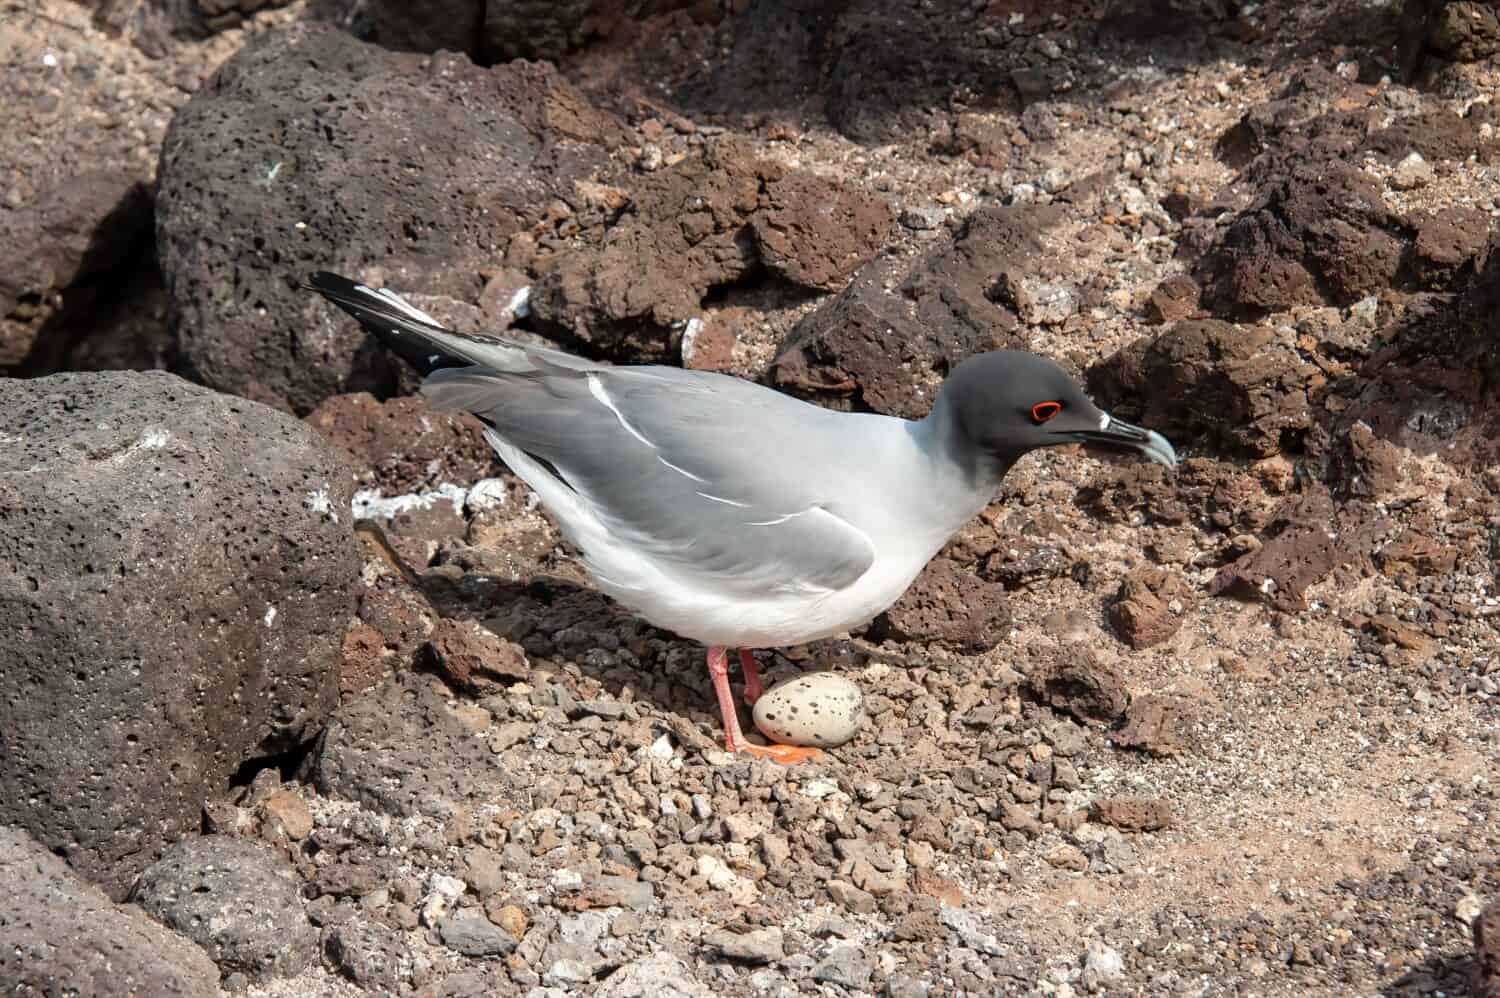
(1031, 401, 1062, 423)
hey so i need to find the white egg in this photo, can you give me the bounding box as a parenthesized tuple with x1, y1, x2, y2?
(751, 672, 864, 748)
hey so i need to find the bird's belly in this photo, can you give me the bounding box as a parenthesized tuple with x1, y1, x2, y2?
(594, 544, 937, 650)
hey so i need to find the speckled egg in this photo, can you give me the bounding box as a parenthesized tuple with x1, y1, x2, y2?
(751, 672, 864, 748)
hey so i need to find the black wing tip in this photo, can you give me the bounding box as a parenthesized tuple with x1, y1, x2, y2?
(304, 270, 360, 296)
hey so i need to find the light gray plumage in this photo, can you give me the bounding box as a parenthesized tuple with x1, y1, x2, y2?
(307, 270, 1176, 688)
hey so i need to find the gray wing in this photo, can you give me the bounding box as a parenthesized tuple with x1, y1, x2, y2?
(423, 360, 877, 595)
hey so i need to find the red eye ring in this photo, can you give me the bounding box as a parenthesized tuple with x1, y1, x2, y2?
(1031, 401, 1062, 424)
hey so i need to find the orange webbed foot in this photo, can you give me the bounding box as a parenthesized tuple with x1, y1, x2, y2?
(737, 742, 821, 765)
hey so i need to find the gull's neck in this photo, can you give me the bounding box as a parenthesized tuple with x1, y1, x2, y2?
(901, 395, 1017, 541)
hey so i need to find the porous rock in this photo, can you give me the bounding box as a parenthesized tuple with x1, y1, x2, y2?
(0, 372, 358, 897)
(1474, 902, 1500, 998)
(1088, 319, 1312, 458)
(324, 916, 411, 992)
(130, 835, 317, 983)
(1023, 645, 1130, 725)
(1109, 568, 1195, 649)
(313, 668, 527, 818)
(305, 393, 502, 495)
(1092, 796, 1174, 832)
(0, 825, 219, 997)
(871, 558, 1010, 653)
(157, 21, 625, 414)
(772, 204, 1045, 418)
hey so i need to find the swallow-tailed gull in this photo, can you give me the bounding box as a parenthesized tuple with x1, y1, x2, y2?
(308, 272, 1176, 763)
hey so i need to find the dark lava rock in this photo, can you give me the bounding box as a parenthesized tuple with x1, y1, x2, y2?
(527, 142, 771, 358)
(0, 171, 152, 369)
(0, 372, 359, 898)
(482, 0, 720, 63)
(91, 0, 297, 56)
(1204, 160, 1407, 313)
(869, 558, 1010, 653)
(305, 393, 502, 495)
(157, 21, 625, 414)
(750, 171, 895, 291)
(1109, 568, 1195, 649)
(313, 668, 527, 818)
(1088, 319, 1312, 458)
(130, 836, 317, 983)
(1411, 207, 1492, 287)
(1023, 645, 1129, 725)
(0, 825, 219, 997)
(325, 916, 412, 992)
(527, 143, 889, 359)
(1424, 1, 1500, 63)
(422, 617, 532, 692)
(1475, 902, 1500, 998)
(362, 0, 485, 58)
(772, 204, 1047, 418)
(1352, 227, 1500, 427)
(1208, 492, 1390, 611)
(1145, 274, 1201, 324)
(1201, 75, 1496, 316)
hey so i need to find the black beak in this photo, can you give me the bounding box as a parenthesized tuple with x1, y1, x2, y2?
(1054, 413, 1178, 467)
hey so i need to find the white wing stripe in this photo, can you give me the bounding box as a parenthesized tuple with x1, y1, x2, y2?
(696, 492, 751, 508)
(355, 283, 443, 325)
(587, 374, 655, 448)
(657, 456, 707, 483)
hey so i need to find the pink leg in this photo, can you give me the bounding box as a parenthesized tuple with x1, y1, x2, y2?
(739, 648, 765, 705)
(706, 647, 817, 764)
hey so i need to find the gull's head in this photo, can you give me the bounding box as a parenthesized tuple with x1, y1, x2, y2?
(939, 349, 1178, 468)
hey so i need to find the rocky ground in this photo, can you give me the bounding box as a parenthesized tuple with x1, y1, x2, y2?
(2, 1, 1499, 996)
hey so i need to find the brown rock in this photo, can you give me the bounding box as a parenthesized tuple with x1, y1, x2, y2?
(682, 309, 743, 372)
(771, 203, 1048, 418)
(358, 576, 437, 663)
(1206, 160, 1406, 312)
(751, 172, 894, 291)
(1110, 695, 1193, 757)
(341, 621, 388, 699)
(1145, 274, 1201, 324)
(912, 868, 965, 907)
(1092, 796, 1173, 832)
(1377, 529, 1459, 581)
(486, 902, 529, 941)
(1109, 568, 1194, 649)
(1043, 844, 1088, 872)
(0, 827, 221, 995)
(1024, 645, 1129, 725)
(305, 394, 502, 495)
(1413, 207, 1491, 287)
(998, 802, 1042, 837)
(870, 558, 1009, 653)
(1474, 903, 1500, 998)
(359, 495, 468, 571)
(828, 879, 878, 914)
(1365, 615, 1439, 658)
(423, 619, 531, 692)
(1208, 493, 1389, 611)
(1088, 319, 1311, 458)
(1431, 1, 1500, 62)
(262, 790, 315, 841)
(528, 142, 774, 360)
